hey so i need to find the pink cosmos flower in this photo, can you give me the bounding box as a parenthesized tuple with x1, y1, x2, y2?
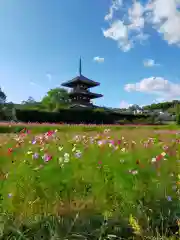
(117, 140, 121, 145)
(156, 154, 163, 161)
(43, 154, 52, 162)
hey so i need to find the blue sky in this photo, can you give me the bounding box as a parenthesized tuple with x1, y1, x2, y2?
(0, 0, 180, 108)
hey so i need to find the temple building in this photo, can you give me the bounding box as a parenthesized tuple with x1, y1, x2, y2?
(61, 58, 103, 108)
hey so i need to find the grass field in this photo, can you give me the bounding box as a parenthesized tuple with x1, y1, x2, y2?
(1, 125, 180, 239)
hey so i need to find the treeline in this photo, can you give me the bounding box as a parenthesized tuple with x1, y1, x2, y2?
(0, 86, 180, 124)
(143, 100, 180, 112)
(0, 87, 150, 124)
(0, 87, 71, 121)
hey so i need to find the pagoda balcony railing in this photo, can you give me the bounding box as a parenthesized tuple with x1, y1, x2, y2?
(70, 89, 90, 94)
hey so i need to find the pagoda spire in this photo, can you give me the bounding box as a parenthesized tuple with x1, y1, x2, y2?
(79, 57, 82, 76)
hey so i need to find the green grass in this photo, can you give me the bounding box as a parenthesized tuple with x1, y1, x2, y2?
(1, 126, 180, 239)
(0, 123, 179, 134)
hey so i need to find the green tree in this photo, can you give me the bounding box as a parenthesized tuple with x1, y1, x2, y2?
(0, 88, 7, 120)
(143, 101, 180, 111)
(22, 96, 36, 104)
(176, 104, 180, 125)
(21, 97, 42, 110)
(2, 102, 17, 121)
(0, 88, 6, 104)
(128, 104, 141, 114)
(176, 114, 180, 125)
(41, 88, 70, 111)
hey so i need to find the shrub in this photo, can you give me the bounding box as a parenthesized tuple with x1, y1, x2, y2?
(14, 108, 149, 124)
(176, 113, 180, 125)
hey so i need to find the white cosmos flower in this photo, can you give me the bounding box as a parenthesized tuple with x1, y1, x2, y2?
(64, 158, 69, 163)
(98, 140, 104, 146)
(64, 153, 69, 158)
(104, 128, 110, 133)
(58, 157, 63, 163)
(27, 151, 33, 155)
(132, 170, 138, 175)
(58, 146, 63, 151)
(64, 153, 70, 163)
(72, 147, 76, 152)
(114, 146, 119, 150)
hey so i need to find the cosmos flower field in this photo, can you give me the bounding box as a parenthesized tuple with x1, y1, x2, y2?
(1, 125, 180, 239)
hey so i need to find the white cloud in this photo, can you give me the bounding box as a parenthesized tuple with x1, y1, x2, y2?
(119, 100, 131, 109)
(93, 56, 105, 63)
(103, 1, 148, 51)
(128, 1, 145, 30)
(146, 0, 180, 46)
(103, 0, 180, 51)
(134, 32, 149, 44)
(104, 0, 123, 21)
(153, 98, 166, 103)
(143, 59, 160, 67)
(46, 73, 52, 82)
(103, 20, 132, 52)
(124, 77, 180, 100)
(30, 81, 37, 86)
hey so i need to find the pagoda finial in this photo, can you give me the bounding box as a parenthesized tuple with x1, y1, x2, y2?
(79, 57, 82, 76)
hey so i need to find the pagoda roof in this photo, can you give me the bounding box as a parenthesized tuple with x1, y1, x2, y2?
(61, 75, 100, 88)
(69, 104, 93, 109)
(69, 91, 103, 99)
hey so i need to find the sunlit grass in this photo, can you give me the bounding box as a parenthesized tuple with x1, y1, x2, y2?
(1, 126, 180, 239)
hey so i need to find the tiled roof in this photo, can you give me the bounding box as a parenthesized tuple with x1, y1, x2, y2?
(61, 75, 100, 88)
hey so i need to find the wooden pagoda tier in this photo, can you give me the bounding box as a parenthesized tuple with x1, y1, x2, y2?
(61, 58, 103, 107)
(69, 89, 103, 101)
(61, 75, 100, 88)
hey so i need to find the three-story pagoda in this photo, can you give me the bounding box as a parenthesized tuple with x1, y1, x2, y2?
(61, 58, 103, 108)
